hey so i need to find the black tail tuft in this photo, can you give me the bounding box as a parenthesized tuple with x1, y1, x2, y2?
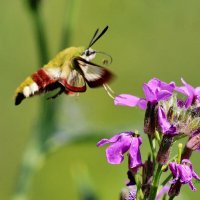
(15, 93, 25, 105)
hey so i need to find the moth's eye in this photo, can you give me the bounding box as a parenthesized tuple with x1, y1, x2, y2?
(85, 50, 90, 56)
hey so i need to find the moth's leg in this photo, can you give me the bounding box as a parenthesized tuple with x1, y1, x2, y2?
(47, 87, 65, 99)
(64, 89, 74, 96)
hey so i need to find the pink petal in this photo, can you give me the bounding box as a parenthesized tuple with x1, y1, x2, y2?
(175, 86, 189, 96)
(188, 181, 196, 191)
(181, 78, 194, 96)
(195, 87, 200, 95)
(157, 90, 172, 101)
(137, 98, 147, 110)
(114, 94, 140, 107)
(160, 81, 176, 92)
(105, 134, 131, 164)
(128, 137, 142, 168)
(178, 165, 192, 183)
(156, 186, 169, 200)
(143, 83, 156, 102)
(96, 133, 122, 147)
(169, 162, 179, 182)
(192, 170, 200, 181)
(147, 78, 160, 93)
(158, 107, 171, 133)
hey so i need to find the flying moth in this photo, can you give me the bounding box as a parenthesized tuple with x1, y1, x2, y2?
(15, 26, 114, 105)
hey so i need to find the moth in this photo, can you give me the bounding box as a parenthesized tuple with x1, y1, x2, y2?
(15, 26, 114, 105)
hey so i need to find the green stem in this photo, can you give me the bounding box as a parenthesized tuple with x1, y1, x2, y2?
(12, 3, 51, 199)
(12, 138, 46, 200)
(169, 196, 175, 200)
(173, 134, 186, 142)
(149, 164, 163, 200)
(134, 174, 144, 200)
(12, 0, 80, 199)
(60, 0, 81, 49)
(161, 174, 172, 186)
(163, 194, 167, 200)
(31, 2, 57, 147)
(32, 8, 49, 65)
(148, 135, 156, 164)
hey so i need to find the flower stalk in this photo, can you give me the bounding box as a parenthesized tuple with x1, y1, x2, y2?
(134, 174, 144, 199)
(13, 2, 50, 199)
(98, 77, 200, 199)
(149, 163, 163, 200)
(148, 135, 156, 164)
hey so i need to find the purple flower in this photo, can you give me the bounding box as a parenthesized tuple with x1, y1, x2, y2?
(97, 132, 142, 168)
(157, 95, 200, 137)
(128, 189, 136, 200)
(120, 186, 136, 200)
(158, 106, 177, 135)
(169, 159, 200, 191)
(175, 78, 200, 108)
(114, 78, 175, 110)
(114, 94, 147, 109)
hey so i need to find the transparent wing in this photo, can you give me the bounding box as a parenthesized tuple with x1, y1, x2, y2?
(59, 69, 86, 92)
(75, 57, 113, 88)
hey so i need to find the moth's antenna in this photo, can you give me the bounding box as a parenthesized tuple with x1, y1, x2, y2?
(88, 26, 109, 48)
(88, 28, 99, 49)
(96, 51, 113, 65)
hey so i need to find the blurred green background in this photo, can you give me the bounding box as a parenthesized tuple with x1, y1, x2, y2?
(1, 0, 200, 199)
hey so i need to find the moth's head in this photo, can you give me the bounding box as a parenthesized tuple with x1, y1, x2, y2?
(82, 48, 96, 61)
(81, 26, 109, 62)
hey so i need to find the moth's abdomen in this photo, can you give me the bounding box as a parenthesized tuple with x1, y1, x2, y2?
(15, 68, 59, 105)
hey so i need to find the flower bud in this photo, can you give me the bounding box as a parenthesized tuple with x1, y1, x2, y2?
(144, 102, 158, 136)
(156, 135, 173, 164)
(187, 134, 200, 150)
(168, 181, 182, 197)
(181, 134, 200, 160)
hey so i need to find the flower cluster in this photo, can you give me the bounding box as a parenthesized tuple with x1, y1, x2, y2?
(97, 78, 200, 199)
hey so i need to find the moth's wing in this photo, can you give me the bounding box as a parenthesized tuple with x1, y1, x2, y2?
(75, 57, 113, 88)
(15, 67, 63, 105)
(59, 68, 86, 92)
